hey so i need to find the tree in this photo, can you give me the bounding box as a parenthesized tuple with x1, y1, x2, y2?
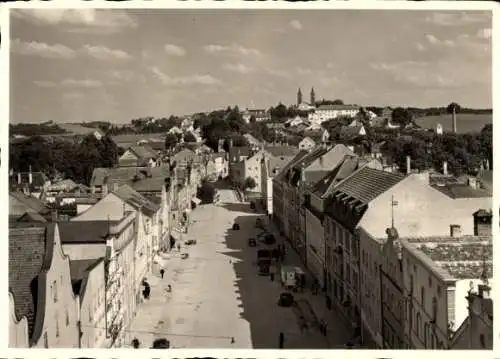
(183, 132, 197, 143)
(446, 102, 461, 114)
(332, 99, 344, 105)
(270, 103, 288, 119)
(391, 107, 412, 127)
(164, 133, 178, 151)
(244, 176, 257, 189)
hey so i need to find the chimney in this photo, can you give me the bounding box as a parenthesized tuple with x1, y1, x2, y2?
(17, 172, 21, 184)
(468, 177, 478, 189)
(406, 156, 411, 175)
(452, 107, 457, 134)
(29, 165, 33, 184)
(102, 183, 109, 196)
(473, 210, 492, 236)
(51, 210, 58, 222)
(443, 161, 448, 176)
(450, 224, 462, 238)
(478, 284, 491, 299)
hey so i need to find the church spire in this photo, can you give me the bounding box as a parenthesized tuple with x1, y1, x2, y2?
(310, 87, 316, 106)
(297, 88, 302, 106)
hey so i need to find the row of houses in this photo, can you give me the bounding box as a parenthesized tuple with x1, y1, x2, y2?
(9, 145, 208, 348)
(271, 143, 493, 349)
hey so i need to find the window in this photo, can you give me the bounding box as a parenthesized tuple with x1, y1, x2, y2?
(66, 310, 69, 326)
(53, 281, 58, 302)
(437, 285, 442, 297)
(416, 312, 422, 337)
(56, 314, 60, 337)
(432, 297, 438, 322)
(421, 286, 425, 307)
(480, 334, 486, 348)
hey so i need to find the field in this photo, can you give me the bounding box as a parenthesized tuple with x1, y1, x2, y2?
(415, 113, 492, 134)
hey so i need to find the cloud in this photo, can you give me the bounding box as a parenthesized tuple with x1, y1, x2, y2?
(80, 45, 131, 61)
(203, 43, 261, 57)
(63, 92, 85, 100)
(11, 39, 76, 59)
(164, 44, 187, 57)
(423, 12, 491, 26)
(12, 39, 132, 61)
(149, 67, 221, 86)
(12, 9, 137, 34)
(34, 80, 58, 88)
(425, 34, 440, 45)
(370, 60, 469, 88)
(107, 70, 136, 82)
(477, 28, 492, 39)
(222, 63, 253, 74)
(265, 68, 292, 79)
(297, 67, 313, 75)
(34, 78, 103, 88)
(289, 20, 303, 31)
(60, 79, 104, 88)
(416, 42, 426, 51)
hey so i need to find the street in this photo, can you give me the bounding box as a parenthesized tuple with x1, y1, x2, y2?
(127, 184, 353, 349)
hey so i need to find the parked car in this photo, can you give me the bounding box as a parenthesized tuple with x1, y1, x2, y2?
(232, 223, 240, 230)
(152, 338, 170, 348)
(278, 292, 294, 307)
(248, 237, 257, 247)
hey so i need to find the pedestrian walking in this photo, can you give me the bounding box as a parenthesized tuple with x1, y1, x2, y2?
(279, 332, 285, 349)
(160, 268, 165, 279)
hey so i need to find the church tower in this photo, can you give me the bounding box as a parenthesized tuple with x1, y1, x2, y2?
(297, 88, 302, 106)
(310, 87, 316, 106)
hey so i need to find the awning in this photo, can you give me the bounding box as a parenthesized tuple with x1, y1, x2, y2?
(192, 197, 202, 205)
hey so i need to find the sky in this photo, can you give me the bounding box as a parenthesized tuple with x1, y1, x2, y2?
(10, 9, 492, 124)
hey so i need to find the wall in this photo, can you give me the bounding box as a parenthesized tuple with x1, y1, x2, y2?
(76, 204, 92, 215)
(359, 174, 492, 239)
(305, 208, 325, 284)
(33, 225, 79, 348)
(73, 193, 131, 221)
(401, 246, 450, 349)
(62, 243, 107, 261)
(244, 151, 264, 193)
(9, 293, 29, 348)
(359, 229, 383, 347)
(79, 259, 107, 348)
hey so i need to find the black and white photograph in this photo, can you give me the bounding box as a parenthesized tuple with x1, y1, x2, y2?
(7, 5, 493, 351)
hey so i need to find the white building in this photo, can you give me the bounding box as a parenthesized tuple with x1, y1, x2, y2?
(308, 104, 360, 123)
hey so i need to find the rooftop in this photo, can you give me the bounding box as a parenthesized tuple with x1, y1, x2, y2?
(264, 145, 299, 158)
(58, 220, 113, 244)
(332, 167, 405, 204)
(70, 258, 104, 301)
(10, 191, 51, 215)
(127, 145, 158, 161)
(90, 165, 170, 188)
(113, 184, 160, 216)
(229, 145, 251, 159)
(317, 104, 360, 111)
(405, 236, 492, 281)
(433, 183, 491, 199)
(9, 225, 49, 337)
(311, 156, 359, 198)
(273, 150, 309, 182)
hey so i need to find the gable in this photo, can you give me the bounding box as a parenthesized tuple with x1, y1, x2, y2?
(120, 150, 139, 161)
